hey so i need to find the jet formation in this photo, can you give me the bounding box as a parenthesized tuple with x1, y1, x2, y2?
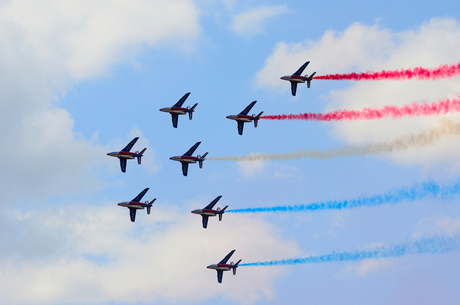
(169, 141, 208, 176)
(226, 101, 263, 135)
(117, 188, 156, 222)
(107, 137, 147, 173)
(191, 195, 228, 229)
(280, 61, 316, 96)
(207, 249, 242, 283)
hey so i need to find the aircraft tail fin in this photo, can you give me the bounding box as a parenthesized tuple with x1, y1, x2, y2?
(198, 152, 208, 168)
(233, 259, 242, 275)
(137, 148, 147, 164)
(254, 111, 264, 128)
(188, 103, 198, 120)
(307, 72, 316, 88)
(218, 205, 228, 221)
(146, 198, 156, 214)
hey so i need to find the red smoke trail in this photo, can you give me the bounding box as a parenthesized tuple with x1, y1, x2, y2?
(261, 96, 460, 121)
(314, 62, 460, 81)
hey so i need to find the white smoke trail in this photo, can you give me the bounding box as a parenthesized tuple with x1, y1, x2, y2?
(209, 118, 459, 161)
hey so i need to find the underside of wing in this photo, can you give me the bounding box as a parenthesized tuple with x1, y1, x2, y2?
(129, 208, 137, 222)
(131, 188, 149, 202)
(171, 114, 179, 128)
(217, 270, 223, 283)
(184, 142, 201, 156)
(219, 249, 235, 264)
(290, 82, 297, 96)
(203, 195, 222, 210)
(181, 162, 189, 176)
(173, 92, 191, 108)
(121, 137, 139, 152)
(237, 121, 244, 135)
(202, 215, 209, 229)
(239, 101, 257, 115)
(119, 158, 127, 173)
(293, 61, 309, 76)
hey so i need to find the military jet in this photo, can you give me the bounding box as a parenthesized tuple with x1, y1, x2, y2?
(117, 188, 156, 222)
(107, 137, 146, 173)
(159, 92, 198, 128)
(169, 141, 208, 176)
(226, 101, 263, 135)
(207, 250, 242, 283)
(280, 61, 316, 96)
(191, 195, 228, 229)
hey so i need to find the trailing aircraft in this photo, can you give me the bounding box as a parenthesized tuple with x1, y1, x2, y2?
(159, 92, 198, 128)
(207, 249, 242, 283)
(191, 195, 228, 228)
(107, 137, 146, 173)
(226, 101, 263, 135)
(117, 188, 156, 222)
(280, 61, 316, 96)
(169, 141, 208, 176)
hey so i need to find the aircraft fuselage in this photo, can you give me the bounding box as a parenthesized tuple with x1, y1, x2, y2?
(226, 114, 253, 122)
(280, 75, 307, 83)
(107, 151, 136, 159)
(207, 264, 233, 271)
(159, 107, 190, 115)
(191, 209, 219, 217)
(170, 156, 199, 163)
(118, 201, 149, 209)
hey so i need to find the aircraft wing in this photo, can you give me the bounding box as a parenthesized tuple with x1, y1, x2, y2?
(203, 195, 222, 210)
(172, 92, 191, 108)
(237, 121, 244, 135)
(290, 82, 298, 96)
(293, 61, 310, 76)
(171, 114, 179, 128)
(181, 162, 189, 176)
(121, 137, 139, 152)
(129, 208, 137, 222)
(239, 101, 257, 115)
(202, 215, 209, 229)
(219, 249, 236, 264)
(217, 270, 224, 283)
(184, 142, 201, 156)
(120, 158, 127, 173)
(132, 188, 149, 202)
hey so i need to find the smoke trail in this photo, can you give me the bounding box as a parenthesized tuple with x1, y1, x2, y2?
(228, 180, 460, 213)
(240, 235, 458, 267)
(261, 96, 460, 122)
(314, 62, 460, 81)
(208, 118, 460, 162)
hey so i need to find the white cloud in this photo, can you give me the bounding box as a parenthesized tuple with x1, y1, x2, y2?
(238, 155, 267, 177)
(0, 204, 300, 304)
(231, 5, 290, 38)
(256, 18, 460, 169)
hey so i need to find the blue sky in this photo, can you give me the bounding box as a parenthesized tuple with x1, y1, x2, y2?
(2, 0, 460, 304)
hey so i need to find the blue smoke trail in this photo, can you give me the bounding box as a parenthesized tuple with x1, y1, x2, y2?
(228, 180, 460, 213)
(240, 235, 458, 267)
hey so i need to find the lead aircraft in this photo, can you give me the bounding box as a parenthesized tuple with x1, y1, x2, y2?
(159, 92, 198, 128)
(169, 141, 208, 176)
(207, 249, 242, 283)
(107, 137, 147, 173)
(226, 101, 263, 135)
(191, 195, 228, 229)
(280, 61, 316, 96)
(118, 188, 156, 222)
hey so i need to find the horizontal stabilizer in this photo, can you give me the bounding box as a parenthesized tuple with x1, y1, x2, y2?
(307, 72, 316, 88)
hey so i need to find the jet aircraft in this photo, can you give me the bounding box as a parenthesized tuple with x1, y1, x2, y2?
(117, 188, 156, 222)
(226, 101, 263, 135)
(107, 137, 147, 173)
(159, 92, 198, 128)
(191, 195, 228, 229)
(207, 249, 241, 283)
(169, 141, 208, 176)
(280, 61, 316, 96)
